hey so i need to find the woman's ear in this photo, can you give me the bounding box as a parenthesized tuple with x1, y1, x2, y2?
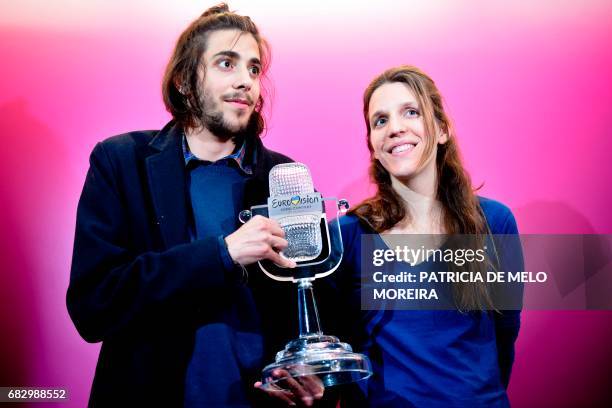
(438, 132, 449, 144)
(434, 122, 449, 144)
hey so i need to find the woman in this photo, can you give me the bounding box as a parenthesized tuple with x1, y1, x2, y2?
(257, 65, 522, 407)
(322, 65, 522, 407)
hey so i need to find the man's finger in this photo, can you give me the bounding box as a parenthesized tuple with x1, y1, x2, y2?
(267, 249, 296, 268)
(267, 219, 286, 238)
(269, 235, 289, 251)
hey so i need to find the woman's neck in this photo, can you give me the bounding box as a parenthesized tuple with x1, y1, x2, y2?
(386, 174, 445, 234)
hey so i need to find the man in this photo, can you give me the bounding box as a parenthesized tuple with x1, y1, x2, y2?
(67, 4, 299, 406)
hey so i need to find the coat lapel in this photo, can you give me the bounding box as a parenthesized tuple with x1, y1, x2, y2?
(145, 121, 189, 248)
(143, 122, 282, 248)
(243, 136, 271, 209)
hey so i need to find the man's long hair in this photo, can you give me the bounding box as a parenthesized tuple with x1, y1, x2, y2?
(162, 3, 270, 135)
(351, 65, 493, 310)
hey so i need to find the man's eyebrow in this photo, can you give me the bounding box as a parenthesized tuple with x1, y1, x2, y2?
(211, 50, 262, 66)
(212, 50, 240, 59)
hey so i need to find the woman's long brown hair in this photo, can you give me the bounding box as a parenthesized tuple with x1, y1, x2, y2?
(351, 65, 493, 311)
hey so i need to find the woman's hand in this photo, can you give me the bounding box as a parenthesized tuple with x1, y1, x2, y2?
(254, 368, 325, 407)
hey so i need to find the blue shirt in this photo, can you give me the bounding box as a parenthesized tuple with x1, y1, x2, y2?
(327, 197, 522, 408)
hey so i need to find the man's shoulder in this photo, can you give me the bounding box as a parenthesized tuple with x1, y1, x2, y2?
(88, 127, 175, 171)
(260, 145, 293, 166)
(97, 129, 159, 156)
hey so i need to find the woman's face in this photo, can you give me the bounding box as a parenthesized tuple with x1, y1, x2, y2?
(368, 82, 444, 183)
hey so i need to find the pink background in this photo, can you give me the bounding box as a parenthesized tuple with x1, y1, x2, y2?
(1, 1, 611, 406)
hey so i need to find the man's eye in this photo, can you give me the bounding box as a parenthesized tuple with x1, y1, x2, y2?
(249, 65, 261, 76)
(218, 59, 233, 69)
(374, 117, 387, 128)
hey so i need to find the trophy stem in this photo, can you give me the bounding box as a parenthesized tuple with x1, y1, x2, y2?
(297, 279, 322, 337)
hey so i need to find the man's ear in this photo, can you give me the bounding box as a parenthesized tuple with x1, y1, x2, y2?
(174, 77, 186, 95)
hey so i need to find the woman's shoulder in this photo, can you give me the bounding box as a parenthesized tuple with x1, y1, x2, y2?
(338, 213, 374, 235)
(333, 214, 376, 256)
(477, 196, 519, 234)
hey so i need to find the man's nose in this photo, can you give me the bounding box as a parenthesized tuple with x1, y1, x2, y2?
(234, 65, 253, 91)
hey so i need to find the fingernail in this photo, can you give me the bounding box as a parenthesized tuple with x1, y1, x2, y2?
(302, 396, 313, 406)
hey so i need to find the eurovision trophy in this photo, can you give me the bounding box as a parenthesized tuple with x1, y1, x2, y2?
(239, 163, 372, 390)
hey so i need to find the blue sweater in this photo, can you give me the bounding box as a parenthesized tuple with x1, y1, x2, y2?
(184, 160, 259, 407)
(320, 197, 522, 408)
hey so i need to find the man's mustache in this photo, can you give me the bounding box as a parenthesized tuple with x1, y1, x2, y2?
(223, 93, 254, 106)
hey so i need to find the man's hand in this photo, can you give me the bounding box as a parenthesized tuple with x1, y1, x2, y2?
(225, 215, 296, 268)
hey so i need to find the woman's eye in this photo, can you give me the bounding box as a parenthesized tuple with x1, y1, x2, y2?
(404, 108, 419, 117)
(374, 117, 387, 128)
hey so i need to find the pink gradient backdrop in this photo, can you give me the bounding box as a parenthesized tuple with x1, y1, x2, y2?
(1, 1, 611, 406)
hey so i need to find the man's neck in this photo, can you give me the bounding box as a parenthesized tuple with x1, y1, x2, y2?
(185, 126, 236, 162)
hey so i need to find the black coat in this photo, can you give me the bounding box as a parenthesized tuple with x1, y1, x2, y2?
(67, 121, 297, 406)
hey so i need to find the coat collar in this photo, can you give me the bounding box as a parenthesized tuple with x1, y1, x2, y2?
(144, 121, 274, 248)
(145, 121, 189, 248)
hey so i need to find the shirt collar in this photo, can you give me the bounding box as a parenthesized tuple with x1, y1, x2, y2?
(181, 132, 252, 175)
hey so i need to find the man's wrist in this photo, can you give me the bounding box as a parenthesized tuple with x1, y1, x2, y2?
(218, 235, 247, 283)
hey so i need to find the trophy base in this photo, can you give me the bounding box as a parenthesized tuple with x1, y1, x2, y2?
(261, 334, 372, 390)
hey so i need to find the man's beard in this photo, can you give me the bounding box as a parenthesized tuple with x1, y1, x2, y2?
(199, 92, 257, 145)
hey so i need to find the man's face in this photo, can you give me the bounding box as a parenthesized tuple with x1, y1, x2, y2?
(198, 29, 262, 139)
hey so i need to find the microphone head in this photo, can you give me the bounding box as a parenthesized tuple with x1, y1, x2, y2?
(269, 163, 314, 196)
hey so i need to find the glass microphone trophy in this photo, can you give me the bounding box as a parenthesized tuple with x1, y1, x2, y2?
(238, 163, 372, 390)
